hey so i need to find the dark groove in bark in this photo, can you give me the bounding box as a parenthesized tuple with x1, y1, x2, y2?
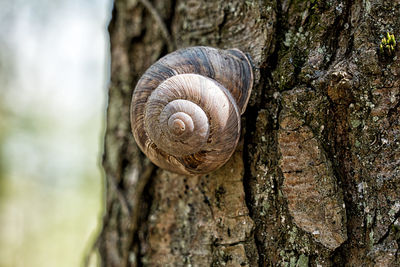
(322, 2, 356, 263)
(136, 167, 157, 267)
(242, 109, 262, 266)
(98, 200, 115, 267)
(217, 9, 228, 46)
(165, 0, 177, 46)
(322, 0, 352, 69)
(243, 0, 287, 265)
(323, 93, 351, 263)
(116, 204, 126, 266)
(377, 210, 400, 245)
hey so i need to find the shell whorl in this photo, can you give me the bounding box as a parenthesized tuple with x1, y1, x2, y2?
(131, 46, 253, 175)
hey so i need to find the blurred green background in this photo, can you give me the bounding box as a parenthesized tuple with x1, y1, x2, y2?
(0, 0, 112, 266)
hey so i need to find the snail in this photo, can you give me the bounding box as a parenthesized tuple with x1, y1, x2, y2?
(130, 46, 253, 175)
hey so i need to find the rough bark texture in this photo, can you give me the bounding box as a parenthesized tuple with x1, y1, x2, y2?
(97, 0, 400, 266)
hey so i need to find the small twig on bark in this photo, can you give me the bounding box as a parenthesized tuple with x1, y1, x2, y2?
(82, 164, 155, 267)
(108, 174, 132, 215)
(82, 174, 131, 267)
(138, 0, 175, 52)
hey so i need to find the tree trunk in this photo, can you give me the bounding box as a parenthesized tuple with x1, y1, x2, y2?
(96, 0, 400, 266)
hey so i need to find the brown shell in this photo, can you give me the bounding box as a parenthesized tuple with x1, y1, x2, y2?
(130, 46, 253, 175)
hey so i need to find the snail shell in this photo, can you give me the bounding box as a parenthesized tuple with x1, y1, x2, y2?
(130, 46, 253, 175)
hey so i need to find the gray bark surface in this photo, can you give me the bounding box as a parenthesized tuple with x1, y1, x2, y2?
(97, 0, 400, 266)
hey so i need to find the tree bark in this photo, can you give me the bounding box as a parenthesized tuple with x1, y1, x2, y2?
(97, 0, 400, 266)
